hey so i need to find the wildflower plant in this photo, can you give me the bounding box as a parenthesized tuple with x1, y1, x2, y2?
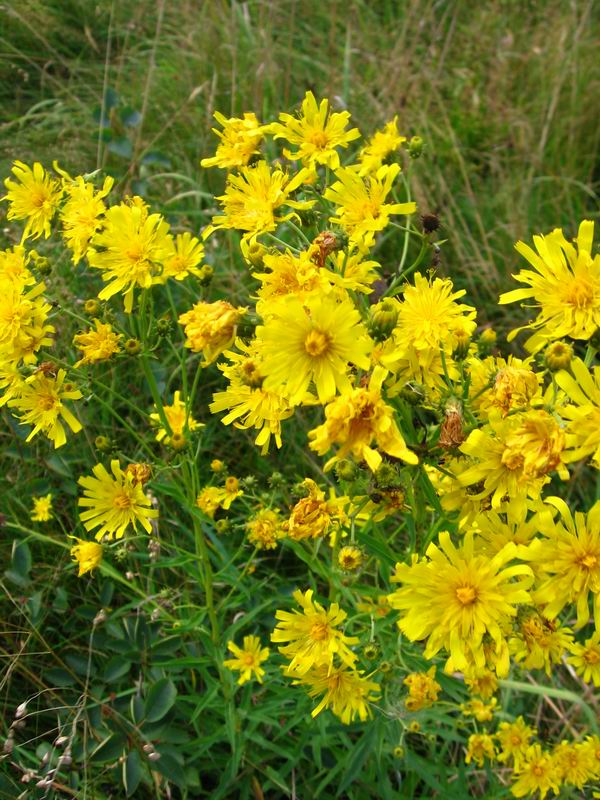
(2, 91, 600, 798)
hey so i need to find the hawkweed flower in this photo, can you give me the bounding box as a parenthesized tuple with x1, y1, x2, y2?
(246, 509, 285, 550)
(357, 116, 405, 176)
(149, 391, 201, 446)
(161, 232, 206, 281)
(179, 300, 246, 365)
(403, 666, 440, 711)
(224, 635, 269, 685)
(272, 588, 358, 675)
(30, 494, 53, 522)
(568, 631, 600, 685)
(78, 460, 158, 541)
(0, 279, 54, 365)
(284, 479, 348, 542)
(465, 734, 496, 768)
(57, 171, 113, 263)
(8, 369, 82, 448)
(201, 111, 265, 170)
(337, 545, 364, 572)
(496, 717, 536, 768)
(511, 745, 561, 799)
(2, 161, 62, 240)
(293, 665, 380, 723)
(69, 537, 103, 577)
(73, 320, 122, 367)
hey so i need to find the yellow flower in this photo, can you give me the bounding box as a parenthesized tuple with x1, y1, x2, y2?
(496, 716, 536, 768)
(258, 293, 372, 404)
(467, 354, 541, 420)
(269, 91, 360, 169)
(499, 219, 600, 352)
(87, 199, 171, 313)
(201, 111, 265, 170)
(337, 545, 363, 572)
(202, 160, 314, 240)
(210, 339, 294, 454)
(308, 365, 417, 471)
(458, 411, 567, 514)
(0, 245, 34, 286)
(284, 479, 348, 543)
(324, 164, 416, 250)
(403, 666, 441, 711)
(552, 741, 595, 789)
(470, 505, 543, 557)
(0, 279, 54, 366)
(253, 248, 330, 309)
(2, 161, 62, 240)
(357, 117, 405, 176)
(463, 667, 498, 700)
(392, 272, 477, 352)
(223, 635, 269, 685)
(271, 588, 358, 675)
(510, 614, 573, 675)
(31, 493, 53, 522)
(294, 665, 380, 723)
(69, 537, 103, 577)
(568, 631, 600, 686)
(58, 173, 113, 263)
(149, 391, 201, 446)
(78, 459, 158, 541)
(161, 232, 205, 281)
(511, 745, 561, 799)
(555, 357, 600, 467)
(8, 368, 82, 448)
(461, 697, 497, 722)
(73, 319, 122, 367)
(523, 496, 600, 630)
(246, 509, 284, 550)
(465, 734, 496, 768)
(327, 248, 381, 294)
(196, 486, 223, 518)
(179, 300, 246, 365)
(388, 532, 533, 676)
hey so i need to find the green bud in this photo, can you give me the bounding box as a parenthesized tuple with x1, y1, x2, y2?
(408, 135, 425, 159)
(369, 299, 398, 341)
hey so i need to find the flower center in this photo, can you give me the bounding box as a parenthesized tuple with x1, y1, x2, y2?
(242, 653, 256, 666)
(309, 130, 329, 149)
(579, 551, 598, 569)
(501, 448, 524, 471)
(584, 648, 600, 665)
(532, 765, 544, 777)
(113, 490, 133, 510)
(304, 329, 331, 357)
(562, 278, 594, 309)
(310, 622, 330, 641)
(38, 393, 57, 411)
(455, 584, 478, 605)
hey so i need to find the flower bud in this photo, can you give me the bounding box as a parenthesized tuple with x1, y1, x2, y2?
(544, 341, 573, 372)
(94, 435, 111, 452)
(84, 299, 101, 317)
(408, 135, 424, 159)
(335, 459, 358, 482)
(369, 299, 399, 341)
(198, 264, 213, 286)
(124, 338, 141, 355)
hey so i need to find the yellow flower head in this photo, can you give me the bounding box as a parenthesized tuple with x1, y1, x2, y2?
(499, 219, 600, 352)
(568, 631, 600, 686)
(337, 545, 364, 572)
(284, 479, 348, 543)
(511, 744, 561, 799)
(8, 368, 82, 448)
(69, 538, 103, 577)
(294, 664, 380, 724)
(357, 116, 405, 176)
(202, 160, 314, 240)
(161, 232, 205, 281)
(224, 635, 269, 685)
(271, 588, 358, 675)
(149, 390, 201, 445)
(470, 505, 543, 557)
(308, 366, 417, 472)
(78, 459, 158, 541)
(403, 666, 441, 711)
(388, 532, 533, 676)
(461, 697, 497, 722)
(253, 248, 330, 308)
(465, 734, 496, 768)
(496, 716, 536, 768)
(510, 614, 573, 675)
(0, 279, 54, 366)
(2, 161, 62, 240)
(196, 486, 224, 518)
(201, 111, 265, 170)
(523, 495, 600, 630)
(324, 164, 416, 250)
(552, 741, 595, 789)
(73, 319, 122, 368)
(463, 667, 498, 700)
(31, 493, 53, 522)
(270, 91, 360, 169)
(258, 293, 372, 405)
(87, 199, 171, 313)
(179, 300, 246, 365)
(393, 272, 477, 352)
(210, 338, 294, 453)
(0, 245, 34, 286)
(246, 508, 285, 550)
(467, 355, 541, 420)
(58, 172, 113, 263)
(555, 357, 600, 467)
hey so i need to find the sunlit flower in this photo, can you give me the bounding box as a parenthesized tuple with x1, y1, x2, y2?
(568, 630, 600, 686)
(201, 111, 265, 170)
(179, 300, 246, 365)
(357, 116, 405, 176)
(403, 666, 440, 711)
(467, 354, 541, 419)
(31, 493, 53, 522)
(510, 614, 573, 675)
(78, 459, 158, 540)
(69, 537, 103, 577)
(149, 390, 201, 446)
(0, 245, 34, 285)
(465, 734, 496, 768)
(2, 161, 62, 240)
(58, 172, 113, 263)
(496, 717, 536, 768)
(461, 697, 497, 722)
(224, 635, 269, 685)
(499, 219, 600, 352)
(552, 741, 595, 789)
(284, 479, 348, 542)
(337, 545, 364, 572)
(294, 665, 380, 723)
(511, 745, 561, 799)
(269, 91, 360, 169)
(246, 508, 285, 550)
(0, 278, 54, 365)
(161, 232, 206, 281)
(555, 357, 600, 467)
(73, 319, 122, 367)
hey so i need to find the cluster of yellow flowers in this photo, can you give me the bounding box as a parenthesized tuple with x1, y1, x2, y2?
(4, 91, 600, 797)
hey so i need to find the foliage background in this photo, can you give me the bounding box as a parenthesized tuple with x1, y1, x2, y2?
(1, 1, 600, 798)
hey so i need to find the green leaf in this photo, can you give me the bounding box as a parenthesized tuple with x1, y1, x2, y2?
(12, 539, 32, 577)
(153, 752, 186, 786)
(123, 750, 142, 796)
(45, 454, 73, 478)
(103, 656, 131, 682)
(130, 695, 144, 725)
(91, 734, 125, 763)
(145, 678, 177, 723)
(108, 137, 133, 159)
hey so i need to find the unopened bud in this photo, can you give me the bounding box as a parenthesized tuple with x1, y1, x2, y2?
(408, 135, 424, 159)
(124, 338, 141, 356)
(369, 299, 398, 341)
(544, 341, 573, 372)
(335, 459, 358, 482)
